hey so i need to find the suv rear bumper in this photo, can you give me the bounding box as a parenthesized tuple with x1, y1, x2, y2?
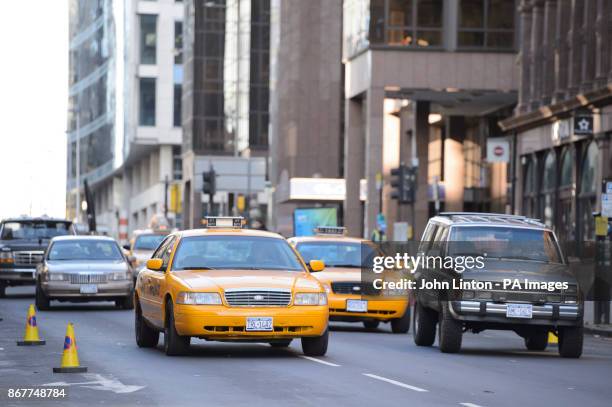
(450, 300, 581, 326)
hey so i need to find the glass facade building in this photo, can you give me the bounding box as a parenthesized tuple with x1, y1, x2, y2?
(183, 0, 270, 155)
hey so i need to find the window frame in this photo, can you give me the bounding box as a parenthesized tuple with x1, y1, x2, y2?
(457, 0, 516, 51)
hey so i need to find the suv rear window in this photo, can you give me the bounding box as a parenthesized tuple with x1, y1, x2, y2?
(448, 226, 562, 264)
(0, 221, 72, 240)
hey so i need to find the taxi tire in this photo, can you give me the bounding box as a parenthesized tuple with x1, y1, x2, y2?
(164, 301, 190, 356)
(524, 330, 548, 351)
(135, 300, 159, 348)
(301, 330, 328, 356)
(363, 320, 380, 330)
(35, 284, 50, 311)
(558, 325, 583, 358)
(438, 302, 462, 353)
(390, 307, 411, 334)
(269, 340, 292, 348)
(413, 301, 436, 346)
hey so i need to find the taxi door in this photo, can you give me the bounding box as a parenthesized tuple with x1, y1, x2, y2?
(146, 236, 176, 327)
(139, 236, 174, 329)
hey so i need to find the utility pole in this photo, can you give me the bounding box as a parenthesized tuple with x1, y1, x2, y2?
(164, 175, 169, 218)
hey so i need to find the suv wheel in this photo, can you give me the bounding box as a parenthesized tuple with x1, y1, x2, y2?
(135, 299, 159, 348)
(438, 302, 462, 353)
(363, 320, 380, 330)
(524, 330, 548, 351)
(390, 306, 411, 334)
(164, 301, 190, 356)
(117, 294, 135, 310)
(413, 301, 437, 346)
(35, 284, 50, 311)
(558, 324, 583, 358)
(301, 330, 328, 356)
(0, 282, 6, 298)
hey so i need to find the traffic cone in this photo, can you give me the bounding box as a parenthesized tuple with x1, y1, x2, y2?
(548, 331, 558, 345)
(16, 304, 45, 346)
(53, 323, 87, 373)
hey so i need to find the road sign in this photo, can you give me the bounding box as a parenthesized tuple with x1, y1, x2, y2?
(602, 193, 612, 218)
(486, 138, 510, 162)
(574, 115, 593, 135)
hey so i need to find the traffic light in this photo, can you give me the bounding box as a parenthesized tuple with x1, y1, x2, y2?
(202, 167, 216, 197)
(390, 165, 416, 203)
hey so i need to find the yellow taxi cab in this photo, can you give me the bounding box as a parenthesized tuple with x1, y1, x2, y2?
(126, 228, 171, 280)
(134, 217, 329, 356)
(288, 227, 410, 333)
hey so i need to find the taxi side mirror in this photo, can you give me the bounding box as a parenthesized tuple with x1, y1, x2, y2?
(146, 258, 164, 271)
(309, 259, 325, 272)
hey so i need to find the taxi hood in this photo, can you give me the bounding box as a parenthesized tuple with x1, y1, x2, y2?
(172, 269, 323, 292)
(311, 267, 363, 284)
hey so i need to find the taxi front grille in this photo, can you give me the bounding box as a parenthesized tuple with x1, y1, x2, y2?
(331, 282, 379, 296)
(14, 251, 44, 266)
(69, 274, 107, 284)
(224, 289, 291, 307)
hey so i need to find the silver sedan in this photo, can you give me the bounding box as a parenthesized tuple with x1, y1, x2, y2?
(35, 236, 133, 310)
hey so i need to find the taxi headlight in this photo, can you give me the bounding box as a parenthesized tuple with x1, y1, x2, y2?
(48, 273, 68, 281)
(109, 272, 128, 281)
(294, 293, 327, 306)
(177, 292, 222, 305)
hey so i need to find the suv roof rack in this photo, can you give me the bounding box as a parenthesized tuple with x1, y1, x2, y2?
(437, 212, 546, 228)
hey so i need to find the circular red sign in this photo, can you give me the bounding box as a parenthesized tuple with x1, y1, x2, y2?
(494, 146, 504, 156)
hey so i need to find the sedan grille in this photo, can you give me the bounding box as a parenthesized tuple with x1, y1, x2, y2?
(14, 251, 44, 266)
(224, 289, 291, 307)
(69, 274, 107, 284)
(331, 282, 379, 296)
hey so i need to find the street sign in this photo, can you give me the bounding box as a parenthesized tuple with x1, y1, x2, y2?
(602, 193, 612, 218)
(606, 181, 612, 194)
(574, 115, 593, 136)
(486, 138, 510, 162)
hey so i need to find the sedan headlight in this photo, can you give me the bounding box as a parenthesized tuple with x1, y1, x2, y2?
(48, 273, 68, 281)
(176, 292, 222, 305)
(294, 293, 327, 306)
(109, 272, 128, 281)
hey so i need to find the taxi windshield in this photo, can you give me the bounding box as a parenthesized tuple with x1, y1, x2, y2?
(172, 236, 305, 271)
(134, 234, 167, 250)
(295, 242, 374, 268)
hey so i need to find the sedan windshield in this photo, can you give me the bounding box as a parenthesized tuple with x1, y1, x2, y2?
(48, 240, 124, 261)
(448, 226, 563, 264)
(295, 242, 375, 268)
(172, 236, 304, 271)
(134, 234, 166, 250)
(1, 221, 72, 240)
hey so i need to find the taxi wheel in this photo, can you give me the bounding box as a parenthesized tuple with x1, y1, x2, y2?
(438, 303, 462, 353)
(363, 320, 380, 330)
(524, 330, 548, 351)
(164, 301, 191, 356)
(558, 325, 583, 358)
(391, 307, 411, 334)
(35, 284, 50, 311)
(413, 301, 436, 346)
(301, 330, 328, 356)
(135, 300, 159, 348)
(269, 340, 292, 348)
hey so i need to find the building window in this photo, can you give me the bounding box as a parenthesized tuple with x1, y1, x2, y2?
(140, 14, 157, 64)
(139, 78, 156, 126)
(522, 156, 537, 218)
(173, 84, 182, 127)
(578, 142, 598, 242)
(541, 151, 556, 227)
(172, 145, 182, 181)
(386, 0, 443, 47)
(458, 0, 515, 50)
(174, 21, 183, 64)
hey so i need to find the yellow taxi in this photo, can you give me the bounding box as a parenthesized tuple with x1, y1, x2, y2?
(126, 228, 171, 280)
(288, 227, 410, 333)
(134, 217, 329, 356)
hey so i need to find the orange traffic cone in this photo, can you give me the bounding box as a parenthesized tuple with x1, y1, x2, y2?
(16, 304, 45, 346)
(53, 323, 87, 373)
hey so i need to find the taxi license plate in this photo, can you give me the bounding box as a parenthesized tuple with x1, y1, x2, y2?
(80, 284, 98, 294)
(346, 299, 368, 313)
(506, 303, 532, 319)
(246, 317, 273, 331)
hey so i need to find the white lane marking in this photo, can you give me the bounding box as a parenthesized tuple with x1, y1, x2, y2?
(362, 373, 428, 392)
(460, 403, 485, 407)
(43, 373, 145, 394)
(300, 356, 340, 367)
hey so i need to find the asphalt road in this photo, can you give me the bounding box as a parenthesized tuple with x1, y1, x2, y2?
(1, 286, 612, 407)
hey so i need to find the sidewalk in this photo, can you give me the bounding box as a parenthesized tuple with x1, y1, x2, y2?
(584, 323, 612, 337)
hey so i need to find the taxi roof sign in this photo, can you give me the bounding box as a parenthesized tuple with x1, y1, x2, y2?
(202, 216, 246, 228)
(314, 226, 346, 236)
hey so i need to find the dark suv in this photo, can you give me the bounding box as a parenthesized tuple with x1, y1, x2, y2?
(412, 212, 583, 358)
(0, 216, 75, 296)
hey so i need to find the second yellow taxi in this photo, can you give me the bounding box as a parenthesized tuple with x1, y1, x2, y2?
(289, 227, 410, 333)
(134, 217, 329, 356)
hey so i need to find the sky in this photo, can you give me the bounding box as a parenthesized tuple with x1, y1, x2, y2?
(0, 1, 68, 219)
